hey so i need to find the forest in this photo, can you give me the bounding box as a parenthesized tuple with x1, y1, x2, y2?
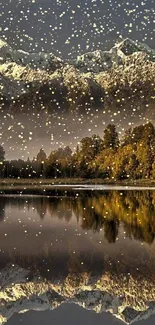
(0, 122, 155, 180)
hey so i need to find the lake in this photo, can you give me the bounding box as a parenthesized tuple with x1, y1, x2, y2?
(0, 188, 155, 325)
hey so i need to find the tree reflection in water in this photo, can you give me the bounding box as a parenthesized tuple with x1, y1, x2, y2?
(0, 190, 155, 244)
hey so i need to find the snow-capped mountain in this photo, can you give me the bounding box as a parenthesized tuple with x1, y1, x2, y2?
(113, 38, 155, 58)
(0, 37, 154, 78)
(75, 49, 123, 73)
(0, 38, 154, 114)
(0, 39, 63, 73)
(0, 264, 155, 325)
(75, 38, 155, 73)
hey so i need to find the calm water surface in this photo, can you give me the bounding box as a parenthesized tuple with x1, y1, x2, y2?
(0, 189, 155, 324)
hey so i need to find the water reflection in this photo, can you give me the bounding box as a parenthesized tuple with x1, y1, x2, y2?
(0, 191, 155, 324)
(0, 190, 155, 244)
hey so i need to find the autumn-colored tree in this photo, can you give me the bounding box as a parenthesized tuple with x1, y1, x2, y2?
(47, 146, 72, 178)
(112, 144, 138, 180)
(74, 135, 104, 177)
(136, 140, 153, 179)
(94, 148, 115, 178)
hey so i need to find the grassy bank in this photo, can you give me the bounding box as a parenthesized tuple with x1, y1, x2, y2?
(0, 178, 154, 187)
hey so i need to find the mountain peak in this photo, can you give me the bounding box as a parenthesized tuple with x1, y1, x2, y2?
(0, 38, 154, 74)
(0, 38, 63, 72)
(0, 39, 9, 48)
(75, 38, 155, 73)
(113, 37, 155, 58)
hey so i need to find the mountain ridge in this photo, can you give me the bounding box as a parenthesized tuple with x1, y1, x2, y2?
(0, 38, 154, 118)
(1, 37, 155, 71)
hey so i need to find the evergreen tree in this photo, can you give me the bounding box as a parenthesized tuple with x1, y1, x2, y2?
(36, 148, 47, 163)
(91, 134, 104, 156)
(132, 125, 144, 143)
(0, 145, 5, 162)
(0, 145, 5, 178)
(103, 124, 119, 150)
(122, 127, 133, 146)
(36, 148, 47, 177)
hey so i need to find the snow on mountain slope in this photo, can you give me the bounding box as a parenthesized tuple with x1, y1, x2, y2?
(0, 73, 27, 101)
(75, 38, 155, 73)
(0, 39, 63, 73)
(1, 37, 154, 78)
(113, 38, 155, 57)
(0, 38, 154, 111)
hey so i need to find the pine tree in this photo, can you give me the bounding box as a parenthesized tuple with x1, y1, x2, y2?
(103, 124, 119, 150)
(36, 148, 47, 163)
(0, 145, 5, 162)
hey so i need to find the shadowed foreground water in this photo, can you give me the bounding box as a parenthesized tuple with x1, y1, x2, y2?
(7, 304, 155, 325)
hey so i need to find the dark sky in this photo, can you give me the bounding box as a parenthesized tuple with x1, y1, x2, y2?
(0, 0, 154, 59)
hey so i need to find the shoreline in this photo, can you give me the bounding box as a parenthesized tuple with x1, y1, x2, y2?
(0, 178, 154, 194)
(0, 178, 155, 186)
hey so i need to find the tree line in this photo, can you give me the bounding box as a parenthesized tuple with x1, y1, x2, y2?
(0, 122, 155, 180)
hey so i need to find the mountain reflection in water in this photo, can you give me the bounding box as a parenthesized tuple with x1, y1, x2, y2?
(0, 190, 155, 325)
